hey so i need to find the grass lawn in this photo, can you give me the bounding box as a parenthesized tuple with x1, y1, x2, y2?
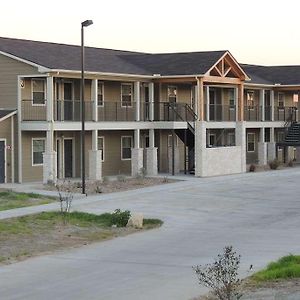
(0, 211, 163, 264)
(251, 255, 300, 282)
(0, 191, 56, 211)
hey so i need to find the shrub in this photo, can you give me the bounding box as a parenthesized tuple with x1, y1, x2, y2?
(117, 175, 126, 182)
(111, 209, 131, 227)
(193, 246, 242, 300)
(249, 164, 256, 172)
(287, 160, 294, 167)
(102, 176, 109, 183)
(162, 176, 169, 183)
(269, 159, 280, 170)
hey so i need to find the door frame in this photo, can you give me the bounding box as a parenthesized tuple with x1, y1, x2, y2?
(56, 137, 75, 178)
(0, 139, 7, 183)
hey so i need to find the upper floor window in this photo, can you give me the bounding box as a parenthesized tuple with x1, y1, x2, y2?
(246, 90, 255, 108)
(168, 86, 177, 103)
(229, 89, 235, 108)
(278, 93, 285, 108)
(32, 79, 46, 105)
(293, 93, 298, 103)
(32, 138, 45, 166)
(98, 82, 104, 106)
(121, 83, 132, 107)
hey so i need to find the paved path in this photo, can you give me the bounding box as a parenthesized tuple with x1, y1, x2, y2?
(1, 169, 300, 300)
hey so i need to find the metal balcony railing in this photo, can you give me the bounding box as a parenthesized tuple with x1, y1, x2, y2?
(54, 100, 93, 121)
(205, 104, 236, 121)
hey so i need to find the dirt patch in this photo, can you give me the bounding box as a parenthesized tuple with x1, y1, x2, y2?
(43, 176, 177, 195)
(0, 212, 161, 265)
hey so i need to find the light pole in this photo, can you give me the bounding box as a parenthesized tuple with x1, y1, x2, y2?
(81, 19, 93, 195)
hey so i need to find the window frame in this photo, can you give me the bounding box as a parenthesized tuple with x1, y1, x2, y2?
(121, 136, 133, 160)
(97, 136, 105, 162)
(278, 92, 285, 109)
(247, 132, 255, 152)
(121, 83, 133, 107)
(32, 138, 46, 166)
(97, 81, 104, 107)
(246, 90, 255, 110)
(167, 85, 177, 103)
(227, 132, 235, 146)
(31, 78, 46, 106)
(208, 133, 217, 147)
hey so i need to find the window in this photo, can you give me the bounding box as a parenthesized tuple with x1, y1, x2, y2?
(121, 83, 132, 107)
(32, 79, 46, 105)
(293, 93, 298, 103)
(98, 137, 105, 161)
(246, 90, 255, 108)
(277, 131, 285, 142)
(278, 93, 285, 108)
(32, 139, 45, 165)
(208, 134, 216, 147)
(247, 133, 255, 152)
(121, 136, 132, 160)
(229, 89, 235, 109)
(98, 82, 104, 106)
(168, 86, 177, 103)
(167, 134, 178, 147)
(227, 132, 235, 146)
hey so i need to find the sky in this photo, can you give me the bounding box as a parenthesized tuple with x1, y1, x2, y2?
(1, 0, 300, 66)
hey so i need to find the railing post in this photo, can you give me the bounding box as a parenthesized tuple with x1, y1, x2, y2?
(134, 81, 140, 121)
(259, 89, 265, 121)
(270, 90, 275, 121)
(91, 79, 98, 122)
(46, 76, 53, 122)
(149, 82, 154, 121)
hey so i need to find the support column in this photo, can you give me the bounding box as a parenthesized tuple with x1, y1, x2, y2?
(236, 122, 246, 172)
(17, 76, 22, 183)
(258, 128, 267, 165)
(238, 84, 244, 121)
(267, 127, 276, 161)
(43, 130, 57, 184)
(91, 79, 98, 122)
(259, 89, 265, 121)
(46, 76, 53, 122)
(206, 86, 210, 121)
(89, 129, 102, 180)
(270, 90, 275, 121)
(285, 146, 295, 163)
(197, 78, 204, 121)
(134, 81, 141, 121)
(132, 129, 143, 176)
(234, 87, 238, 121)
(194, 121, 206, 177)
(146, 129, 158, 176)
(149, 82, 154, 121)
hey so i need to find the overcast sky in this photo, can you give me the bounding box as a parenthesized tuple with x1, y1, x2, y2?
(1, 0, 299, 66)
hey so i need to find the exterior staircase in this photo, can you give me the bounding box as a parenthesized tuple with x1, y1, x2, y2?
(277, 122, 300, 147)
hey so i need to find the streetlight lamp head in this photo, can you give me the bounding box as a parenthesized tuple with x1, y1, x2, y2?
(82, 20, 93, 27)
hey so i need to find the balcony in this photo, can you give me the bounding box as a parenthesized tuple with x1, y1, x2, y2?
(205, 105, 236, 121)
(55, 100, 93, 121)
(21, 100, 47, 121)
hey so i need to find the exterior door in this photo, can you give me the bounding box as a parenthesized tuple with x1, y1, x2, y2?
(64, 139, 73, 178)
(64, 82, 73, 121)
(0, 141, 5, 183)
(264, 91, 271, 121)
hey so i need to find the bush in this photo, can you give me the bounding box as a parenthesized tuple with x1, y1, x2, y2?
(111, 209, 131, 227)
(249, 164, 256, 172)
(287, 160, 294, 167)
(193, 246, 242, 300)
(269, 159, 280, 170)
(117, 175, 126, 182)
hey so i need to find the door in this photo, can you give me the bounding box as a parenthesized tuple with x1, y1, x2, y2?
(64, 82, 73, 121)
(264, 91, 271, 121)
(0, 141, 5, 183)
(64, 139, 73, 178)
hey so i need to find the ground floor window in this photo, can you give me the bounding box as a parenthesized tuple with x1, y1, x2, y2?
(167, 134, 178, 147)
(227, 132, 235, 146)
(98, 137, 105, 161)
(32, 138, 45, 165)
(247, 133, 255, 152)
(121, 136, 132, 160)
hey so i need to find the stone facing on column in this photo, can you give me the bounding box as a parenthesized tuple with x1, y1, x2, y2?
(267, 142, 276, 161)
(168, 147, 180, 174)
(258, 142, 267, 165)
(131, 148, 143, 177)
(43, 151, 57, 184)
(146, 147, 158, 176)
(89, 150, 102, 181)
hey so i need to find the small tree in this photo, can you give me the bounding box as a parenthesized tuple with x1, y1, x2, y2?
(193, 246, 242, 300)
(55, 180, 74, 224)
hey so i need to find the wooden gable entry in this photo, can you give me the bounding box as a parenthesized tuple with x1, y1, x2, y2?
(204, 52, 249, 84)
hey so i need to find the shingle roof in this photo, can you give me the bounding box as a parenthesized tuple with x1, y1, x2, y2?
(0, 37, 227, 76)
(242, 64, 300, 85)
(0, 109, 16, 120)
(121, 51, 227, 76)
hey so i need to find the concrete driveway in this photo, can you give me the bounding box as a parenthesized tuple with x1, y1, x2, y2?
(1, 168, 300, 300)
